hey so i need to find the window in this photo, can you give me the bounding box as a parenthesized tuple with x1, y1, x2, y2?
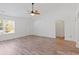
(0, 19, 3, 30)
(0, 19, 15, 35)
(3, 20, 15, 34)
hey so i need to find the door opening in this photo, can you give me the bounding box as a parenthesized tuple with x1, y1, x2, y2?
(56, 20, 64, 39)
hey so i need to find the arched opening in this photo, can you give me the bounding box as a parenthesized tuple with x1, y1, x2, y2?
(56, 20, 64, 39)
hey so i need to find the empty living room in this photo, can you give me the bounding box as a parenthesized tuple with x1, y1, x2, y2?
(0, 2, 79, 56)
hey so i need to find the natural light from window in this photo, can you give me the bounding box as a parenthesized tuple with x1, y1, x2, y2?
(0, 19, 15, 35)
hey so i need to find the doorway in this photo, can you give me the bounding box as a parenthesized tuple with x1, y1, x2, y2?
(56, 20, 64, 39)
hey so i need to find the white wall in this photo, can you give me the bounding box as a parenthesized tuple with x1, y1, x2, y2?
(32, 14, 56, 38)
(74, 4, 79, 48)
(0, 14, 31, 41)
(32, 4, 77, 39)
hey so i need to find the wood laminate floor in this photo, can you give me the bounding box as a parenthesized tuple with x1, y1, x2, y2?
(0, 35, 79, 55)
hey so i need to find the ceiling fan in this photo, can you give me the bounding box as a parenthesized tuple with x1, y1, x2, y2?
(26, 3, 40, 16)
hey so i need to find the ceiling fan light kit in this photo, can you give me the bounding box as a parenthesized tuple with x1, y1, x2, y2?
(30, 3, 40, 16)
(30, 12, 36, 16)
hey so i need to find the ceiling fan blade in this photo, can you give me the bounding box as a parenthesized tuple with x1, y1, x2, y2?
(24, 10, 31, 14)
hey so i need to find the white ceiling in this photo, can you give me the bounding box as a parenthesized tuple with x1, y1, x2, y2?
(0, 3, 31, 17)
(0, 3, 77, 18)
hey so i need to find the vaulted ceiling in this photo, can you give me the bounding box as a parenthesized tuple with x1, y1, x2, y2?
(0, 3, 77, 18)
